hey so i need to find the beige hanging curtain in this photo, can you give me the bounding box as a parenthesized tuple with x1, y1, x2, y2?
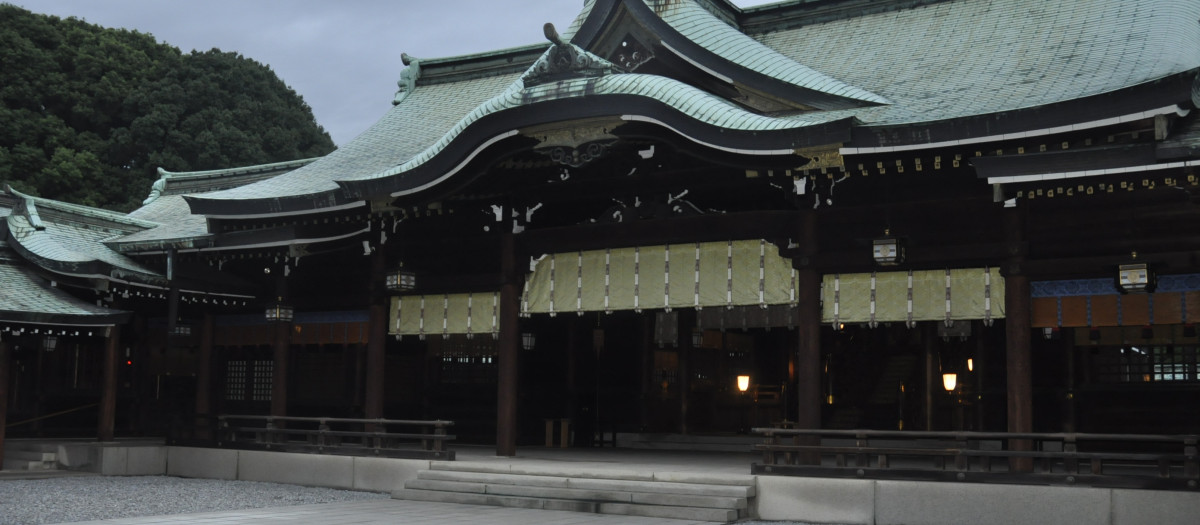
(822, 267, 1004, 327)
(522, 239, 798, 315)
(390, 292, 500, 338)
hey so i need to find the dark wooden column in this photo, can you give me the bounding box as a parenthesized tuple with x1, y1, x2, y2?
(496, 230, 520, 456)
(639, 315, 653, 432)
(1063, 333, 1077, 433)
(365, 250, 387, 421)
(1003, 205, 1034, 472)
(678, 309, 696, 435)
(270, 321, 290, 418)
(924, 326, 937, 430)
(0, 338, 10, 461)
(195, 314, 214, 438)
(270, 275, 291, 419)
(795, 211, 822, 431)
(795, 211, 822, 464)
(99, 325, 120, 441)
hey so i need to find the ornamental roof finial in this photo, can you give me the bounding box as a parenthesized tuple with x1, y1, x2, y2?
(544, 23, 566, 46)
(395, 53, 422, 105)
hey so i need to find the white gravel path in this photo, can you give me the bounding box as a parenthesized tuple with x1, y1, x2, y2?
(0, 474, 826, 525)
(0, 475, 389, 525)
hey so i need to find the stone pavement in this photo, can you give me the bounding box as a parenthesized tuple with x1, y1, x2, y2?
(60, 498, 720, 525)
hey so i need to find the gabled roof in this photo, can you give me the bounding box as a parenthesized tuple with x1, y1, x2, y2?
(750, 0, 1200, 145)
(0, 242, 130, 326)
(3, 187, 164, 287)
(571, 0, 888, 110)
(178, 0, 1200, 220)
(113, 158, 320, 251)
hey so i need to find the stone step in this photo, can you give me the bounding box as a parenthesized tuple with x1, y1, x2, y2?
(407, 478, 747, 510)
(4, 442, 60, 453)
(5, 450, 57, 462)
(2, 458, 54, 471)
(417, 469, 754, 498)
(393, 487, 739, 522)
(430, 460, 755, 487)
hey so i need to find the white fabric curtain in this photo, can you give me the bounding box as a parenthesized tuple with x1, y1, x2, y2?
(390, 292, 500, 338)
(821, 267, 1005, 327)
(522, 239, 799, 315)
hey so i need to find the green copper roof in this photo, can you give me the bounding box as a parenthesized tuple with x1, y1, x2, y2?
(647, 0, 889, 106)
(752, 0, 1200, 126)
(369, 65, 849, 182)
(183, 0, 1200, 217)
(4, 188, 163, 284)
(190, 72, 523, 205)
(0, 243, 130, 326)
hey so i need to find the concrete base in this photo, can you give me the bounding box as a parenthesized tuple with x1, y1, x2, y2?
(753, 476, 1200, 525)
(874, 480, 1110, 525)
(165, 446, 428, 493)
(754, 476, 874, 524)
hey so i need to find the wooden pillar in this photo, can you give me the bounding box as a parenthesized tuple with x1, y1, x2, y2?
(0, 338, 9, 461)
(1063, 333, 1077, 433)
(365, 251, 387, 421)
(924, 325, 936, 430)
(270, 275, 290, 419)
(270, 321, 290, 418)
(678, 309, 695, 435)
(99, 325, 120, 441)
(975, 332, 987, 431)
(566, 316, 579, 441)
(795, 211, 822, 464)
(639, 315, 653, 432)
(1004, 206, 1034, 472)
(496, 230, 520, 456)
(195, 314, 214, 438)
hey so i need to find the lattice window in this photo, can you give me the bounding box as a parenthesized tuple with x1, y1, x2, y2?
(1092, 346, 1198, 383)
(225, 360, 247, 401)
(252, 360, 273, 401)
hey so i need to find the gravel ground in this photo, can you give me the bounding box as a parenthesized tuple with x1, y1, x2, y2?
(0, 475, 822, 525)
(0, 475, 389, 525)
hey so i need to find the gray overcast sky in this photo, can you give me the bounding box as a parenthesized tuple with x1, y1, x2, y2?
(12, 1, 778, 147)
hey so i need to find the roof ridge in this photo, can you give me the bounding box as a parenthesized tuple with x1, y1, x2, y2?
(143, 157, 321, 205)
(650, 0, 890, 106)
(5, 186, 158, 232)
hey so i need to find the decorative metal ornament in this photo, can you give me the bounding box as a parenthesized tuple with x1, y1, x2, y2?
(1117, 261, 1155, 293)
(873, 236, 904, 266)
(386, 268, 417, 292)
(265, 298, 294, 323)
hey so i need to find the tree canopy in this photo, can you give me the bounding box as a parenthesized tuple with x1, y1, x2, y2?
(0, 4, 335, 211)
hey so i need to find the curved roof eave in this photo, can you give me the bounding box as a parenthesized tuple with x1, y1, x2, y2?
(843, 69, 1200, 152)
(336, 87, 857, 200)
(186, 71, 857, 218)
(571, 0, 889, 110)
(0, 246, 132, 327)
(4, 189, 167, 287)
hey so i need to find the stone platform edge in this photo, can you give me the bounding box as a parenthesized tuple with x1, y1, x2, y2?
(32, 442, 1200, 525)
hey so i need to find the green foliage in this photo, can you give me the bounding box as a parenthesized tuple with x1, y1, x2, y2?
(0, 4, 335, 211)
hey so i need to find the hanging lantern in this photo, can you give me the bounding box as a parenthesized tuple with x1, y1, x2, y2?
(872, 230, 905, 266)
(1116, 253, 1155, 293)
(736, 374, 751, 393)
(170, 319, 192, 337)
(942, 373, 958, 392)
(265, 298, 294, 323)
(386, 267, 417, 292)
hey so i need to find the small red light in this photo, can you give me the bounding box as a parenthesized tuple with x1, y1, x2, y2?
(126, 360, 132, 365)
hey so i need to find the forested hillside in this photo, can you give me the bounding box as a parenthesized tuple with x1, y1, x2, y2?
(0, 4, 336, 211)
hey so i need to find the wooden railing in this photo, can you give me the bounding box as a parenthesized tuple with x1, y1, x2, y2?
(753, 427, 1198, 491)
(218, 415, 455, 460)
